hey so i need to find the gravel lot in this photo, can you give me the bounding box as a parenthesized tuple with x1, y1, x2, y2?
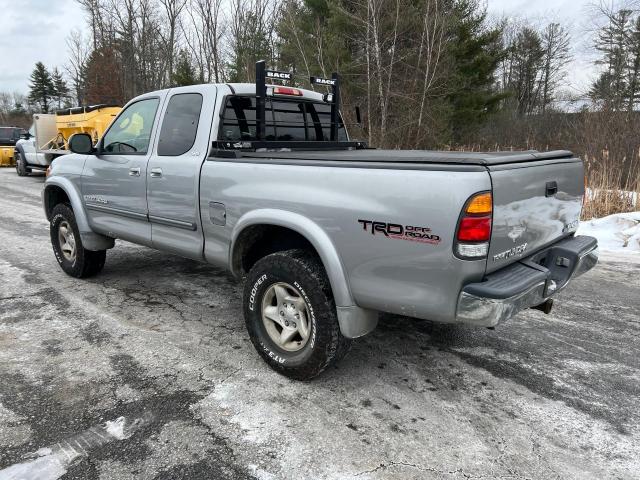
(0, 167, 639, 480)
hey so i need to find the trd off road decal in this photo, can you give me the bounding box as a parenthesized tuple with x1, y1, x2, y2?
(358, 219, 441, 245)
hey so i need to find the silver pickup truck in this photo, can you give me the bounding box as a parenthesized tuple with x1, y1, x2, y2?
(43, 64, 598, 379)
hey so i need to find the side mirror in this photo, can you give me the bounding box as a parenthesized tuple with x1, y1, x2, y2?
(20, 132, 31, 140)
(355, 106, 362, 126)
(69, 133, 95, 154)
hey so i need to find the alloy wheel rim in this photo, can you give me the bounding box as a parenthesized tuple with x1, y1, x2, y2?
(58, 220, 76, 262)
(261, 282, 312, 352)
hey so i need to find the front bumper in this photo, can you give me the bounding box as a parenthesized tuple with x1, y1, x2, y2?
(456, 235, 598, 327)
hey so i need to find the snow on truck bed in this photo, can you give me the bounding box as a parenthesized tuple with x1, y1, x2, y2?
(577, 212, 640, 254)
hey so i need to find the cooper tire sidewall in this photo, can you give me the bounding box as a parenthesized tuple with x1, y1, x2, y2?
(244, 262, 326, 368)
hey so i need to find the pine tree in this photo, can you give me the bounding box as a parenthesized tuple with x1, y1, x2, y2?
(626, 15, 640, 111)
(51, 67, 70, 109)
(590, 9, 633, 109)
(172, 51, 198, 86)
(446, 0, 506, 140)
(511, 27, 545, 115)
(28, 62, 55, 113)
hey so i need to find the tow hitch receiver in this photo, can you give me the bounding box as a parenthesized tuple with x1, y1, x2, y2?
(531, 299, 554, 315)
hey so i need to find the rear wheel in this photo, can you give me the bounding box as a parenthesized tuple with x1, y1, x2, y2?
(50, 203, 106, 278)
(243, 249, 351, 380)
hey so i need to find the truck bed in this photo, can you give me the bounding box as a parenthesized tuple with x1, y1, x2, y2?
(211, 148, 575, 166)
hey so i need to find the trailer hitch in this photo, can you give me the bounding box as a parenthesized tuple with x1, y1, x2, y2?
(531, 299, 554, 315)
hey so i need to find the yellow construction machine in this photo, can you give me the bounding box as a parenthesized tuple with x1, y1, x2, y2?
(14, 104, 121, 175)
(50, 104, 121, 150)
(0, 127, 24, 166)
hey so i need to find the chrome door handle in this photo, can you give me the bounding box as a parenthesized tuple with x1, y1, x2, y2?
(150, 168, 163, 178)
(129, 167, 141, 176)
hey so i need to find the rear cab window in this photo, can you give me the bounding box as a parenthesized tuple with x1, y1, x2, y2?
(220, 95, 346, 142)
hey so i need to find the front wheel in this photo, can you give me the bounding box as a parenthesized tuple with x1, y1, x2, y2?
(50, 203, 106, 278)
(15, 151, 29, 176)
(243, 249, 351, 380)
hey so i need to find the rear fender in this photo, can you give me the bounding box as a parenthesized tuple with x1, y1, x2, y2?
(231, 209, 378, 338)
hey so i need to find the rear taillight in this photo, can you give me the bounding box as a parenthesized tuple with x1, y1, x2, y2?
(455, 192, 492, 259)
(457, 217, 491, 241)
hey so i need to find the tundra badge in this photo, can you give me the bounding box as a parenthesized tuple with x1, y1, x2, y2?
(493, 243, 528, 262)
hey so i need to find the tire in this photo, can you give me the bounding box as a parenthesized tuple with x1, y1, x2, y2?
(50, 203, 106, 278)
(243, 249, 351, 380)
(15, 151, 29, 176)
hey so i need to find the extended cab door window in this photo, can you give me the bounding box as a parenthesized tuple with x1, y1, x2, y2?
(101, 98, 159, 154)
(157, 93, 203, 156)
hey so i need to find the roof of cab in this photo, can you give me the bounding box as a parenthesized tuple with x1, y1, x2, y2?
(225, 83, 325, 102)
(131, 82, 326, 104)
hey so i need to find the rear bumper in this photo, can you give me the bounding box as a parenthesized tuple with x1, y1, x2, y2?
(456, 235, 598, 327)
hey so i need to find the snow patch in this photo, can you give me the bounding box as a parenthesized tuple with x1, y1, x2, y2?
(0, 456, 67, 480)
(0, 415, 145, 480)
(249, 465, 277, 480)
(105, 416, 131, 440)
(577, 212, 640, 253)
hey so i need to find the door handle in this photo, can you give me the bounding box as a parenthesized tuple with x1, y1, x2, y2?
(150, 168, 163, 178)
(129, 167, 141, 176)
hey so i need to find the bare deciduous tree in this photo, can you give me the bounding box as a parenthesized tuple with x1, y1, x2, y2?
(159, 0, 188, 82)
(540, 23, 571, 113)
(65, 29, 91, 105)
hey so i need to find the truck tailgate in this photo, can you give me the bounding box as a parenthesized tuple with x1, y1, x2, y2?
(487, 157, 584, 273)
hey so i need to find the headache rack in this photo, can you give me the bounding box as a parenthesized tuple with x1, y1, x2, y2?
(212, 60, 366, 153)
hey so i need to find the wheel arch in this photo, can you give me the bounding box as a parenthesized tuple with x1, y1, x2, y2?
(43, 177, 114, 251)
(230, 209, 353, 307)
(14, 143, 25, 158)
(230, 209, 378, 338)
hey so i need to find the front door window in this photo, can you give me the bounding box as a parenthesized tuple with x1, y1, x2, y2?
(102, 98, 159, 154)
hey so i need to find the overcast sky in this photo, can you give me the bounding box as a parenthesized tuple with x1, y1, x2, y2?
(0, 0, 599, 96)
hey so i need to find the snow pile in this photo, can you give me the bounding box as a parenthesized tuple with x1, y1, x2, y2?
(577, 212, 640, 253)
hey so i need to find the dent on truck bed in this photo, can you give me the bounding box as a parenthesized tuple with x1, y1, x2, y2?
(487, 158, 584, 273)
